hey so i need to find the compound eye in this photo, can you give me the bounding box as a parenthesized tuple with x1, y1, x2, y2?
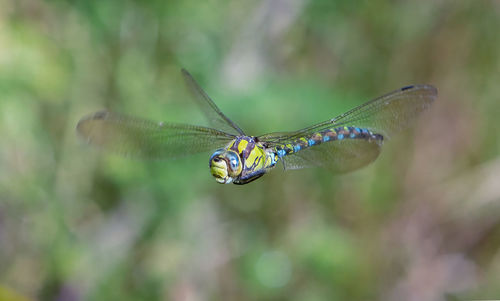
(209, 149, 225, 166)
(226, 151, 240, 171)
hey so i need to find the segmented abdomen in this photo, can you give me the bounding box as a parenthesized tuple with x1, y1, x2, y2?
(274, 126, 383, 158)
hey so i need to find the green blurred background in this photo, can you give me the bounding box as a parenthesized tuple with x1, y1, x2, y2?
(1, 0, 500, 300)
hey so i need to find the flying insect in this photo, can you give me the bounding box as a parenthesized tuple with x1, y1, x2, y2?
(77, 69, 437, 184)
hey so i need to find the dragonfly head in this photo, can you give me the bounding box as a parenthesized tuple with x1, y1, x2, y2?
(209, 149, 242, 184)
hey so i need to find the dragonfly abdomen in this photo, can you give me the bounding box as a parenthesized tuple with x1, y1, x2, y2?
(274, 126, 383, 158)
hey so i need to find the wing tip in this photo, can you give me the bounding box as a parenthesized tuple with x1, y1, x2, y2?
(76, 110, 110, 136)
(180, 68, 191, 78)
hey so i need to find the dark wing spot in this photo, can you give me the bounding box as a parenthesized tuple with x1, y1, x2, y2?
(401, 85, 414, 91)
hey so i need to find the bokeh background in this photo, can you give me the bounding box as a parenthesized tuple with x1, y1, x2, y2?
(1, 1, 500, 300)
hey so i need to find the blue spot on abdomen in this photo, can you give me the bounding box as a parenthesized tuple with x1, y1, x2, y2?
(338, 134, 344, 140)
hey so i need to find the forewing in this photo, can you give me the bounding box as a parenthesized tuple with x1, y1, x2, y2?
(182, 69, 245, 136)
(282, 138, 382, 173)
(77, 111, 235, 159)
(260, 85, 437, 145)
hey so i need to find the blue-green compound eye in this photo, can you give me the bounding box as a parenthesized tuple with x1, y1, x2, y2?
(226, 151, 240, 171)
(209, 149, 225, 166)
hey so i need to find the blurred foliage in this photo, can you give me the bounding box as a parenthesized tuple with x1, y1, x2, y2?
(1, 0, 500, 300)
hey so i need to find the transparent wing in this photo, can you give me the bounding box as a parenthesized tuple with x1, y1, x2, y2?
(281, 138, 382, 172)
(260, 84, 437, 145)
(77, 111, 236, 159)
(182, 69, 245, 136)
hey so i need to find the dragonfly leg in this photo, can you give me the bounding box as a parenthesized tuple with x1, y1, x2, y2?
(234, 169, 267, 185)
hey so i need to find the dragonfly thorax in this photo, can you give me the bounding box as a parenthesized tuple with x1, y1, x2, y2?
(209, 149, 242, 184)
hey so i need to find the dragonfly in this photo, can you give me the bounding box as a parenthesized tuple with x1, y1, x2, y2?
(77, 69, 437, 185)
